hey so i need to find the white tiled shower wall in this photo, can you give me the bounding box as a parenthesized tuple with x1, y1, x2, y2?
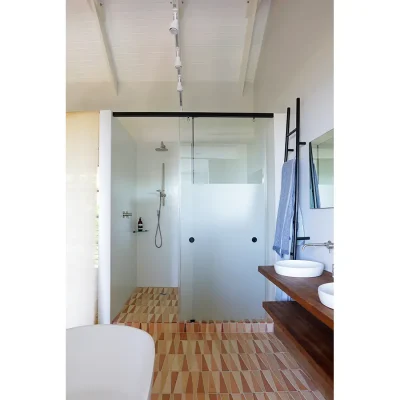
(135, 140, 181, 287)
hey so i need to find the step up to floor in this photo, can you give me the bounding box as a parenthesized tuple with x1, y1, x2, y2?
(112, 287, 274, 333)
(113, 319, 274, 334)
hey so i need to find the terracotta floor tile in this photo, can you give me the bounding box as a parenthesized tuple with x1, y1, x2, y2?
(113, 289, 325, 398)
(288, 392, 303, 400)
(311, 392, 326, 400)
(288, 371, 309, 392)
(280, 353, 300, 369)
(294, 370, 317, 392)
(270, 370, 289, 392)
(299, 392, 321, 400)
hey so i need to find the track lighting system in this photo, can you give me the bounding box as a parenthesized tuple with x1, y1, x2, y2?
(174, 48, 182, 69)
(169, 2, 183, 110)
(169, 9, 179, 35)
(177, 75, 183, 92)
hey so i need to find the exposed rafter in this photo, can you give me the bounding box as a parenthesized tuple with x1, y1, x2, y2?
(239, 0, 259, 94)
(90, 0, 118, 95)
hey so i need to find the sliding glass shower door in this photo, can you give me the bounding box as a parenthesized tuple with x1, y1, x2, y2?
(179, 117, 268, 321)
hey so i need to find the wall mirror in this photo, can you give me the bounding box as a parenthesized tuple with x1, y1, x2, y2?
(309, 129, 334, 209)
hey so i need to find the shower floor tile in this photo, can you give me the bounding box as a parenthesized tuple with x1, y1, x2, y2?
(112, 287, 274, 333)
(113, 287, 179, 324)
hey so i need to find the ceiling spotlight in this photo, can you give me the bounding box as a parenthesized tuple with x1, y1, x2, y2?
(169, 9, 179, 35)
(177, 76, 183, 92)
(175, 48, 182, 69)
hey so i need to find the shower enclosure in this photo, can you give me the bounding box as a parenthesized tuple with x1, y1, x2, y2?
(99, 111, 273, 324)
(179, 115, 271, 321)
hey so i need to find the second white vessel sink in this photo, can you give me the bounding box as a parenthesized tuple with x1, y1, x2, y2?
(274, 260, 324, 278)
(318, 282, 334, 309)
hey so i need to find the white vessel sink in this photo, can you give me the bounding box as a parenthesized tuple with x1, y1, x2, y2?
(318, 282, 334, 309)
(274, 260, 324, 278)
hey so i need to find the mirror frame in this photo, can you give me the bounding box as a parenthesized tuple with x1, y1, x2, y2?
(309, 129, 334, 210)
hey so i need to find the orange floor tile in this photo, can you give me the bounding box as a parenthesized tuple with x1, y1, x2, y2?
(112, 287, 326, 398)
(149, 332, 326, 400)
(113, 287, 274, 334)
(113, 287, 179, 324)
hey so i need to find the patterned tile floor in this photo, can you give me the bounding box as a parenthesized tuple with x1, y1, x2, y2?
(113, 287, 274, 333)
(113, 287, 179, 324)
(149, 332, 326, 400)
(112, 287, 326, 399)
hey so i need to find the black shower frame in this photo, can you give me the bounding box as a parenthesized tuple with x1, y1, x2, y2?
(113, 112, 274, 118)
(283, 98, 310, 260)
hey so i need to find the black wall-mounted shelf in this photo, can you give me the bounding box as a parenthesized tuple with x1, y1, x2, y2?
(133, 230, 149, 233)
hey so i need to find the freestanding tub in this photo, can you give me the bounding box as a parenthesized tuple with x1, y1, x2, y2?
(67, 324, 155, 400)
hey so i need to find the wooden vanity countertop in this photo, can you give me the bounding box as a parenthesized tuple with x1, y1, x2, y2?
(258, 265, 334, 329)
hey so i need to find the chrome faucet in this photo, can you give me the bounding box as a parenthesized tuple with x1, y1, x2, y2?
(302, 240, 334, 253)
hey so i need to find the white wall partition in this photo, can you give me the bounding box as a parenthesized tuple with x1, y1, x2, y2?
(66, 112, 99, 328)
(110, 118, 138, 319)
(180, 117, 268, 321)
(98, 111, 112, 324)
(99, 111, 138, 323)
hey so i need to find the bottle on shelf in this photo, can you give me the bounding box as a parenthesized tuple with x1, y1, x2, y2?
(138, 217, 143, 232)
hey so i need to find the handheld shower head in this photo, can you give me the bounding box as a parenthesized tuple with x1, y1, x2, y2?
(155, 141, 168, 152)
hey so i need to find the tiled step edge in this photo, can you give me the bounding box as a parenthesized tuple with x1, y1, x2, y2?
(113, 320, 274, 334)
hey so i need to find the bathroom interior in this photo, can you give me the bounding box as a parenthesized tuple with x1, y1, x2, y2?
(66, 1, 334, 399)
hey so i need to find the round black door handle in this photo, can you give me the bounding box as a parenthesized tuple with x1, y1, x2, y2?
(189, 237, 195, 243)
(252, 237, 257, 243)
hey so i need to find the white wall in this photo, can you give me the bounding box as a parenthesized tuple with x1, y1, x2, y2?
(135, 140, 180, 288)
(98, 112, 139, 322)
(66, 112, 99, 328)
(98, 111, 112, 324)
(110, 119, 138, 319)
(254, 0, 334, 270)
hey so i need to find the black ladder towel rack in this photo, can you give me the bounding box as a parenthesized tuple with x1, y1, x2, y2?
(284, 97, 310, 259)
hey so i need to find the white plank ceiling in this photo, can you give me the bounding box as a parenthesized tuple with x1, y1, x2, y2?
(67, 0, 270, 85)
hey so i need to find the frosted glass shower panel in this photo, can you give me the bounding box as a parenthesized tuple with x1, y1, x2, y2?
(179, 117, 268, 321)
(190, 184, 266, 321)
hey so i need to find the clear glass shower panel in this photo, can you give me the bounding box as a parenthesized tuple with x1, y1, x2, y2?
(179, 117, 268, 321)
(193, 118, 265, 184)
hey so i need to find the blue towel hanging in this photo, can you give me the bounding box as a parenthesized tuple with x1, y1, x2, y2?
(273, 159, 296, 257)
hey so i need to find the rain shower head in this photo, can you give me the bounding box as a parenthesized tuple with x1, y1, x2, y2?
(155, 141, 168, 152)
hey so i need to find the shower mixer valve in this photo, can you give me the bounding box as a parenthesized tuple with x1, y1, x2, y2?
(157, 189, 167, 206)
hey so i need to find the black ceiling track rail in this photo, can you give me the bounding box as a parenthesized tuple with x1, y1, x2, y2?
(113, 112, 274, 118)
(284, 98, 310, 260)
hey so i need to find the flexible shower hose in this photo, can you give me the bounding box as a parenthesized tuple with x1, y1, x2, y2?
(155, 194, 162, 248)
